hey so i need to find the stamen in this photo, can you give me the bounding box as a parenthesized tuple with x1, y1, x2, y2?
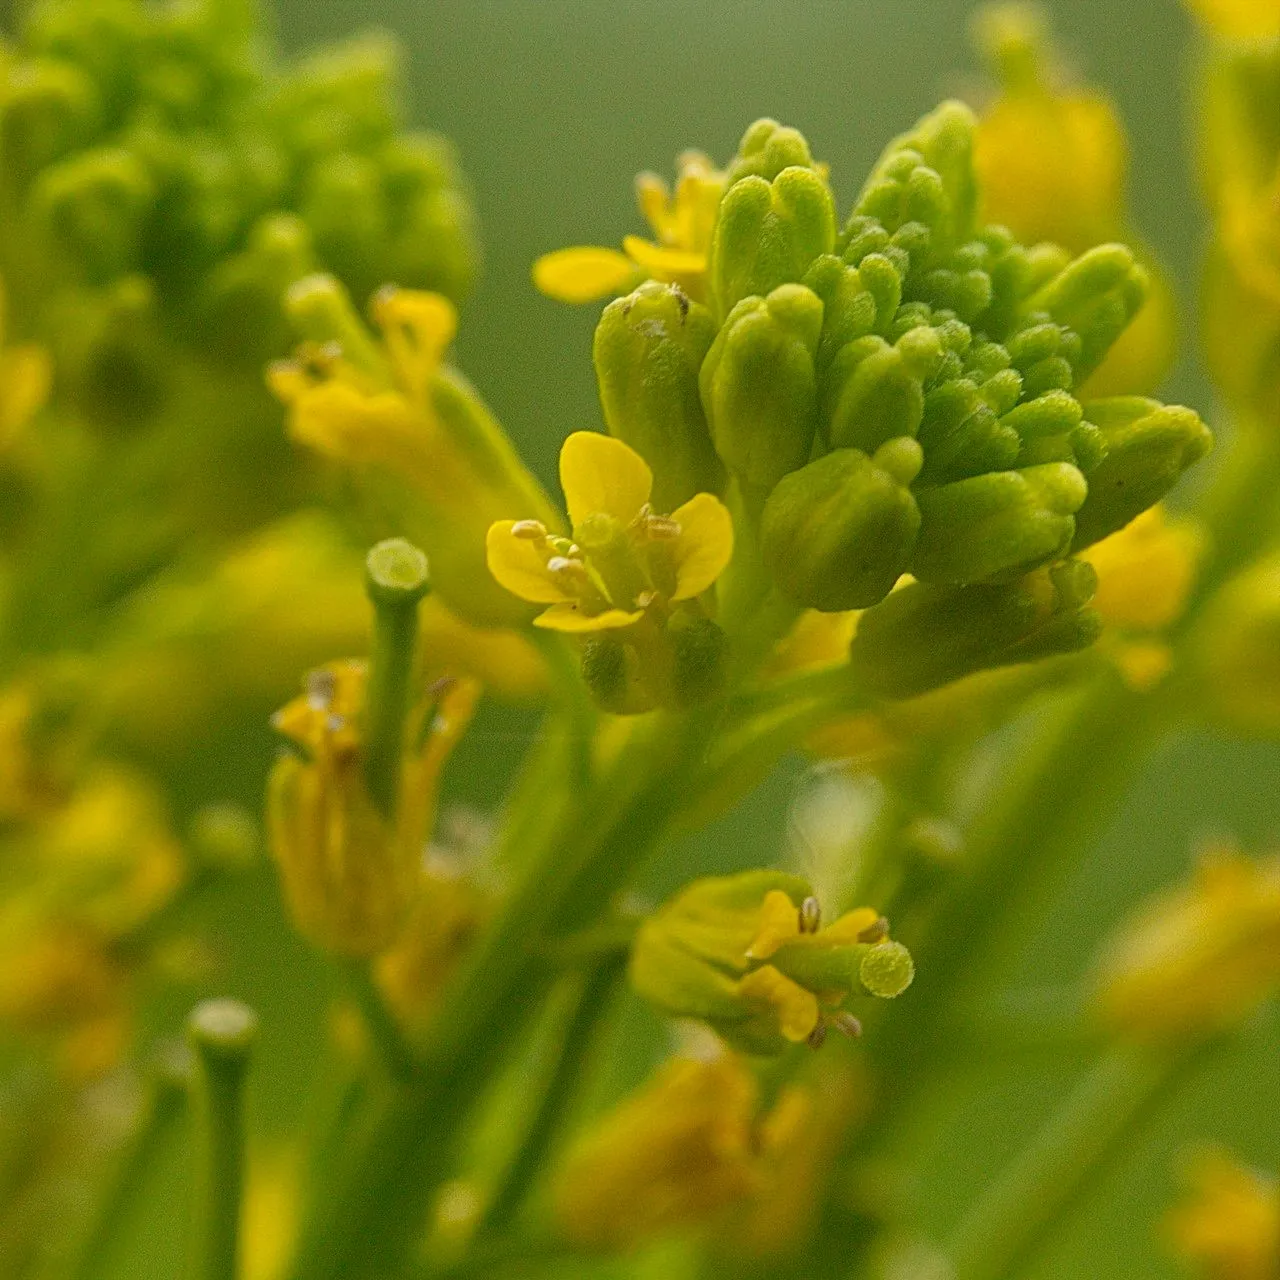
(858, 916, 890, 944)
(547, 556, 591, 590)
(831, 1012, 863, 1038)
(806, 1022, 828, 1050)
(306, 668, 337, 711)
(799, 896, 822, 934)
(511, 519, 548, 540)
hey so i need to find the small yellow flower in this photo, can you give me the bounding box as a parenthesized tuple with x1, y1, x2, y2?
(764, 609, 859, 678)
(1093, 847, 1280, 1041)
(267, 661, 479, 956)
(552, 1051, 806, 1248)
(1186, 0, 1280, 41)
(1165, 1148, 1280, 1280)
(0, 278, 51, 454)
(486, 431, 733, 633)
(533, 151, 725, 304)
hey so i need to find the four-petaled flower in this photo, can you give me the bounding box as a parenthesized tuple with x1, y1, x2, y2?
(486, 431, 733, 632)
(533, 152, 725, 304)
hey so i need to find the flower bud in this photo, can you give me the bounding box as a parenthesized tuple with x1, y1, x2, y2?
(760, 445, 922, 611)
(669, 614, 729, 707)
(910, 461, 1087, 584)
(592, 281, 724, 511)
(822, 326, 942, 455)
(699, 284, 823, 491)
(849, 559, 1102, 698)
(1070, 397, 1213, 551)
(725, 118, 819, 185)
(710, 161, 835, 319)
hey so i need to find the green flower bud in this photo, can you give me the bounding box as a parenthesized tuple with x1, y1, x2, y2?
(725, 118, 818, 184)
(580, 635, 657, 716)
(1070, 397, 1214, 550)
(911, 462, 1087, 584)
(849, 559, 1101, 698)
(700, 284, 823, 491)
(709, 165, 835, 319)
(822, 325, 942, 454)
(669, 615, 729, 707)
(803, 255, 878, 370)
(761, 444, 922, 611)
(593, 282, 724, 511)
(1025, 244, 1148, 383)
(0, 58, 100, 183)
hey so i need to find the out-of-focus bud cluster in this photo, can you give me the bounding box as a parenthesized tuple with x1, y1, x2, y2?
(0, 0, 475, 387)
(1190, 0, 1280, 423)
(630, 870, 912, 1055)
(525, 99, 1211, 707)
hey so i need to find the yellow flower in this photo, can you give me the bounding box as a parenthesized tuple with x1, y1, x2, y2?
(1187, 0, 1280, 40)
(764, 609, 859, 678)
(533, 151, 725, 304)
(486, 431, 733, 633)
(267, 661, 479, 956)
(1165, 1149, 1280, 1279)
(552, 1051, 807, 1249)
(1078, 505, 1205, 690)
(0, 277, 51, 454)
(1093, 847, 1280, 1041)
(270, 278, 557, 627)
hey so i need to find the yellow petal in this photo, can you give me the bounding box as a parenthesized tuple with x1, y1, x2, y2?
(817, 907, 883, 945)
(745, 890, 801, 960)
(559, 431, 652, 529)
(622, 234, 707, 280)
(373, 288, 457, 399)
(737, 965, 819, 1042)
(1186, 0, 1280, 39)
(532, 247, 641, 304)
(485, 522, 568, 605)
(669, 492, 734, 600)
(533, 603, 644, 633)
(0, 344, 51, 442)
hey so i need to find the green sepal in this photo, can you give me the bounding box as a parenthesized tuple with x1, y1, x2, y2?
(593, 281, 723, 511)
(911, 462, 1087, 584)
(1069, 397, 1213, 550)
(761, 444, 922, 611)
(699, 284, 823, 491)
(709, 166, 835, 319)
(849, 559, 1102, 698)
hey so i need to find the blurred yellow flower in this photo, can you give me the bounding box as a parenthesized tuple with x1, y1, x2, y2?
(1165, 1148, 1280, 1279)
(552, 1052, 807, 1248)
(486, 431, 732, 632)
(533, 151, 725, 304)
(1187, 0, 1280, 40)
(1093, 847, 1280, 1041)
(267, 661, 479, 956)
(0, 279, 51, 454)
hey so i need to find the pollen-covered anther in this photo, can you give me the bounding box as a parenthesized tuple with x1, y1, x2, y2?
(857, 916, 890, 944)
(641, 512, 682, 541)
(830, 1012, 863, 1038)
(306, 668, 338, 710)
(547, 556, 591, 589)
(799, 896, 822, 934)
(510, 520, 549, 541)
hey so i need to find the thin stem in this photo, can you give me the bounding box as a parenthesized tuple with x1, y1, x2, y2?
(479, 955, 624, 1236)
(946, 1046, 1207, 1280)
(188, 1000, 258, 1280)
(363, 538, 431, 817)
(344, 960, 422, 1083)
(68, 1046, 190, 1280)
(531, 630, 597, 787)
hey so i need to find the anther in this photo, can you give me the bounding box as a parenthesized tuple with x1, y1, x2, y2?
(806, 1022, 828, 1050)
(857, 916, 890, 944)
(643, 514, 681, 541)
(511, 520, 548, 541)
(799, 896, 822, 934)
(831, 1012, 863, 1039)
(306, 668, 337, 711)
(547, 556, 590, 588)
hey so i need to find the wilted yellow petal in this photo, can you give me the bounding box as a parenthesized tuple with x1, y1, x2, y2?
(532, 247, 641, 303)
(484, 522, 566, 605)
(737, 965, 820, 1042)
(559, 430, 652, 528)
(670, 492, 734, 600)
(532, 603, 643, 632)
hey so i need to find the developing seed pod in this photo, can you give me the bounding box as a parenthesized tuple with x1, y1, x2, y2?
(910, 462, 1087, 584)
(593, 282, 723, 511)
(709, 161, 835, 320)
(760, 441, 922, 611)
(1070, 397, 1213, 550)
(700, 283, 823, 492)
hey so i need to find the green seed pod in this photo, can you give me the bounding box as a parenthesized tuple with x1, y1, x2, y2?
(1026, 244, 1149, 383)
(849, 559, 1101, 698)
(580, 635, 657, 716)
(1070, 397, 1214, 550)
(709, 166, 835, 319)
(823, 325, 941, 454)
(668, 615, 729, 707)
(761, 444, 922, 611)
(699, 283, 823, 491)
(911, 462, 1088, 584)
(593, 281, 723, 511)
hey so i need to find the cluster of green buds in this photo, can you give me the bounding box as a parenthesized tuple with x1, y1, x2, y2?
(0, 0, 476, 410)
(581, 104, 1211, 694)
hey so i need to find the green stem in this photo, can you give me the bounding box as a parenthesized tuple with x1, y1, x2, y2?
(344, 960, 422, 1083)
(946, 1046, 1207, 1280)
(479, 955, 624, 1236)
(67, 1046, 190, 1280)
(531, 630, 597, 787)
(363, 539, 431, 817)
(188, 1000, 258, 1280)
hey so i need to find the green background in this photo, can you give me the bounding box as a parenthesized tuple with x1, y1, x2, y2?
(96, 1, 1280, 1277)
